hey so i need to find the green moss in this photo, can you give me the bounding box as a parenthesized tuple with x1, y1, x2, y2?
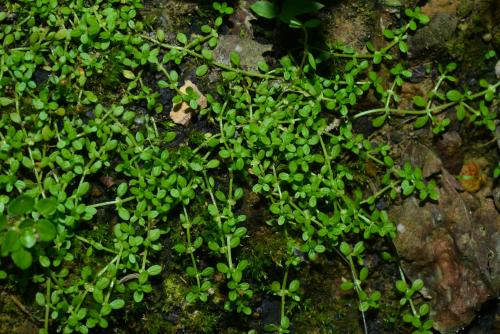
(161, 273, 188, 313)
(241, 225, 288, 280)
(160, 273, 220, 333)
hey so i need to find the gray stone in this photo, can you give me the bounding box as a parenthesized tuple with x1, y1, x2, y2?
(408, 13, 458, 58)
(213, 35, 272, 71)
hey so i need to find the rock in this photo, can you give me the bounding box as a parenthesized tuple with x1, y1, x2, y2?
(459, 161, 485, 193)
(421, 0, 458, 18)
(213, 35, 272, 70)
(399, 79, 434, 110)
(408, 13, 458, 58)
(394, 135, 499, 327)
(496, 60, 500, 79)
(320, 0, 376, 52)
(402, 143, 442, 178)
(390, 160, 500, 332)
(228, 0, 257, 38)
(435, 131, 463, 174)
(496, 123, 500, 149)
(493, 187, 500, 212)
(170, 80, 207, 126)
(90, 184, 103, 197)
(99, 176, 115, 188)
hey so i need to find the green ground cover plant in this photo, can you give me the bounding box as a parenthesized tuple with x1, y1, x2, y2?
(0, 0, 498, 333)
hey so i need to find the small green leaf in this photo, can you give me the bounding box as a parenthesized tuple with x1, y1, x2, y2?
(8, 195, 34, 216)
(359, 267, 368, 281)
(304, 18, 321, 28)
(174, 243, 186, 253)
(359, 301, 369, 312)
(417, 13, 430, 25)
(399, 41, 408, 53)
(176, 32, 188, 44)
(77, 182, 91, 197)
(222, 71, 237, 80)
(419, 303, 430, 316)
(271, 281, 281, 292)
(229, 51, 240, 67)
(307, 52, 316, 70)
(250, 1, 278, 19)
(217, 262, 229, 274)
(10, 113, 21, 124)
(35, 198, 57, 217)
(36, 292, 45, 306)
(412, 278, 424, 291)
(383, 156, 394, 168)
(118, 207, 130, 220)
(383, 29, 395, 39)
(257, 61, 269, 72)
(39, 255, 50, 267)
(12, 248, 32, 269)
(0, 97, 14, 106)
(110, 299, 125, 309)
(413, 95, 426, 107)
(0, 214, 7, 230)
(372, 115, 386, 127)
(2, 230, 20, 254)
(122, 70, 135, 80)
(201, 49, 213, 61)
(281, 315, 290, 329)
(288, 279, 300, 292)
(156, 29, 165, 42)
(36, 219, 57, 242)
(20, 228, 36, 248)
(353, 241, 365, 255)
(414, 115, 429, 128)
(340, 281, 354, 290)
(206, 159, 220, 169)
(117, 183, 128, 197)
(147, 265, 162, 276)
(93, 288, 104, 303)
(340, 242, 351, 256)
(446, 90, 462, 102)
(395, 280, 407, 292)
(189, 162, 203, 171)
(195, 64, 208, 77)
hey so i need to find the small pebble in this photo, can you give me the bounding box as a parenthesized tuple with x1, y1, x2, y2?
(482, 33, 492, 42)
(493, 187, 500, 212)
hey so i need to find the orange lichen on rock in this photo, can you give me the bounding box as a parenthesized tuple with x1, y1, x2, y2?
(459, 161, 484, 193)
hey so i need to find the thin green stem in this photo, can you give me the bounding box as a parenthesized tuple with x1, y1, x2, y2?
(299, 26, 308, 75)
(360, 181, 399, 205)
(399, 267, 418, 316)
(280, 265, 289, 326)
(75, 235, 118, 254)
(346, 254, 368, 334)
(88, 196, 135, 209)
(183, 206, 201, 289)
(28, 147, 45, 198)
(44, 278, 51, 332)
(354, 80, 500, 119)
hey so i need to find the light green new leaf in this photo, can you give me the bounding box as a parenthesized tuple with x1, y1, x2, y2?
(250, 1, 278, 19)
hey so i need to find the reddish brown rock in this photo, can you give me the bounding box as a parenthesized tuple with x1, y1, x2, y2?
(459, 161, 485, 193)
(391, 160, 499, 332)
